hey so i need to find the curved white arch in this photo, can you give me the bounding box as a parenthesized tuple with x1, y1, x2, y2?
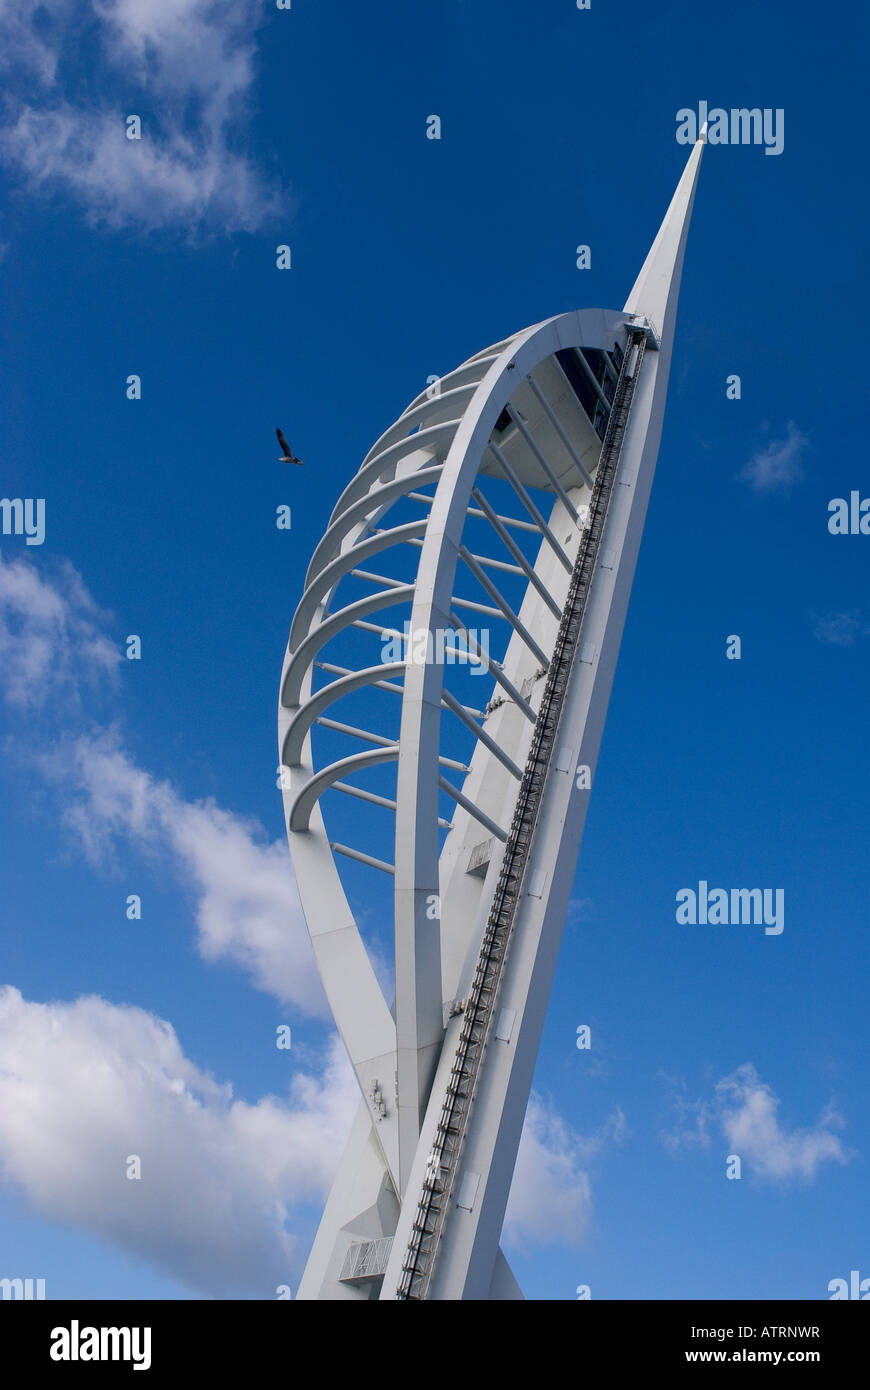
(282, 662, 407, 768)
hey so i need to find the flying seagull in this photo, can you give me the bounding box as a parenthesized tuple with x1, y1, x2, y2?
(276, 428, 303, 465)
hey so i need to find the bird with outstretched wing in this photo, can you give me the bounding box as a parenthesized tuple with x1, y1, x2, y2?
(276, 428, 303, 465)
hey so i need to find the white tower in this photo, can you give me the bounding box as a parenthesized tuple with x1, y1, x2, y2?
(279, 132, 705, 1299)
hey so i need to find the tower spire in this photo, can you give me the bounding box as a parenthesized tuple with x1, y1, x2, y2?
(624, 129, 706, 345)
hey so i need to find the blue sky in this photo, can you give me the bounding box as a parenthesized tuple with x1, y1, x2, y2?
(0, 0, 867, 1300)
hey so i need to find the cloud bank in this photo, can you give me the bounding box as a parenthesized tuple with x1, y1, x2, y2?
(0, 0, 282, 233)
(0, 985, 356, 1295)
(0, 553, 322, 1015)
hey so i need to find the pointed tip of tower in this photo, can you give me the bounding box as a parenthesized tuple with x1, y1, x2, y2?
(622, 133, 704, 341)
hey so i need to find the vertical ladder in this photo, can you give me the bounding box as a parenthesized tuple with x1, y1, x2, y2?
(394, 327, 649, 1300)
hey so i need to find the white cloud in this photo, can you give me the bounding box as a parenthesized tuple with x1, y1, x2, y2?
(0, 553, 120, 709)
(658, 1076, 711, 1153)
(0, 0, 281, 233)
(567, 896, 595, 923)
(739, 422, 809, 495)
(715, 1064, 847, 1182)
(503, 1097, 625, 1251)
(811, 610, 868, 647)
(0, 986, 356, 1296)
(59, 733, 326, 1014)
(661, 1064, 849, 1183)
(2, 105, 279, 234)
(0, 0, 74, 84)
(0, 556, 323, 1015)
